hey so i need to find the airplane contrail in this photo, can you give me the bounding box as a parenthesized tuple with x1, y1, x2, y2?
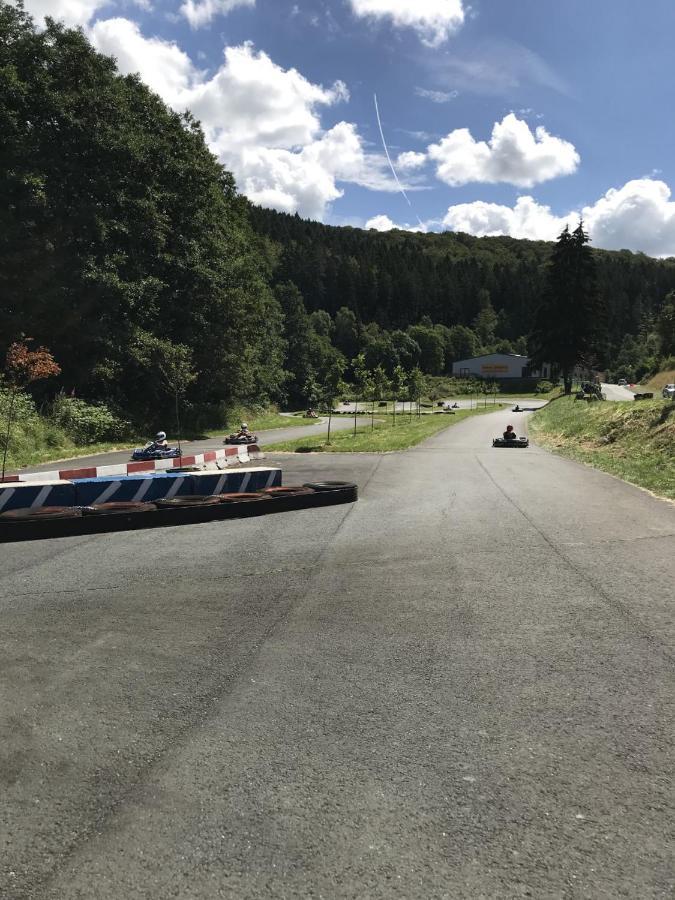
(374, 93, 425, 229)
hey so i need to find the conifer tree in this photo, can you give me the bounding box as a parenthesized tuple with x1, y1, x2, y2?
(530, 222, 607, 393)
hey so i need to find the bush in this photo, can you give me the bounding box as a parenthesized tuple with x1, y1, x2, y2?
(535, 380, 554, 394)
(50, 395, 130, 443)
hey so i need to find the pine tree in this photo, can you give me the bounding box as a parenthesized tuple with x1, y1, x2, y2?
(530, 223, 607, 393)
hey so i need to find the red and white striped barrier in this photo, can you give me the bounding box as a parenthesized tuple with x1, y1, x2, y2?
(2, 445, 266, 484)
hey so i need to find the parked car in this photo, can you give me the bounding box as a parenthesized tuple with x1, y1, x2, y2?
(662, 383, 675, 399)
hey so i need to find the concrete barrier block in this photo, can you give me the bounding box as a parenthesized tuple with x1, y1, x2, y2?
(0, 480, 76, 512)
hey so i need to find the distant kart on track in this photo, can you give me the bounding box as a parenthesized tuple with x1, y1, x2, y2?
(131, 443, 181, 461)
(224, 433, 258, 445)
(492, 436, 529, 448)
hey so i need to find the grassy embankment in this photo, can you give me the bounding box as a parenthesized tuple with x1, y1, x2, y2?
(266, 406, 496, 453)
(530, 396, 675, 500)
(640, 368, 675, 394)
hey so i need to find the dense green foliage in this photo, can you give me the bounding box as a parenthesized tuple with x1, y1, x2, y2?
(250, 206, 675, 394)
(0, 2, 285, 428)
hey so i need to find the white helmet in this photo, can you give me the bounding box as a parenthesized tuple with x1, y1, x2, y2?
(155, 431, 167, 441)
(241, 422, 249, 430)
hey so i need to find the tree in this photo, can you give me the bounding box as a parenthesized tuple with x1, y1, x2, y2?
(351, 353, 373, 436)
(318, 359, 346, 445)
(333, 306, 360, 359)
(657, 291, 675, 357)
(0, 4, 285, 424)
(2, 340, 60, 479)
(530, 223, 607, 394)
(391, 365, 407, 428)
(370, 365, 391, 431)
(408, 325, 444, 375)
(406, 367, 425, 418)
(127, 331, 196, 450)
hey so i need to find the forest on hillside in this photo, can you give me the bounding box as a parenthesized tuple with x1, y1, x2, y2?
(1, 1, 675, 441)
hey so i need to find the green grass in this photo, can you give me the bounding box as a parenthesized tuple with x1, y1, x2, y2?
(530, 395, 675, 500)
(266, 406, 496, 453)
(199, 409, 311, 437)
(2, 417, 141, 473)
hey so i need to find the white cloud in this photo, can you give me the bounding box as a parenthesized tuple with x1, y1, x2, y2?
(349, 0, 465, 47)
(415, 87, 458, 103)
(89, 20, 393, 219)
(428, 113, 579, 188)
(441, 179, 675, 257)
(397, 151, 426, 170)
(18, 0, 110, 27)
(364, 214, 426, 233)
(180, 0, 254, 29)
(442, 196, 568, 241)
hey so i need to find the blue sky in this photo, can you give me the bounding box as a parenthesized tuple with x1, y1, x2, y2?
(21, 0, 675, 254)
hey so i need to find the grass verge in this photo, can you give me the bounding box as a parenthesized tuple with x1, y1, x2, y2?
(530, 395, 675, 500)
(199, 410, 310, 436)
(266, 406, 496, 453)
(2, 418, 140, 473)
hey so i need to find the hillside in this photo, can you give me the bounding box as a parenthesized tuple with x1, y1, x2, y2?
(249, 206, 675, 352)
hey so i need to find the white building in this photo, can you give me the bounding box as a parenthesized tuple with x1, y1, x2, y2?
(452, 353, 552, 380)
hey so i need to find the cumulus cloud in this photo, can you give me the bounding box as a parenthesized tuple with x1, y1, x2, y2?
(349, 0, 465, 47)
(441, 179, 675, 257)
(428, 113, 579, 188)
(442, 196, 568, 241)
(396, 151, 426, 170)
(364, 214, 426, 233)
(180, 0, 254, 29)
(18, 0, 110, 27)
(89, 19, 393, 219)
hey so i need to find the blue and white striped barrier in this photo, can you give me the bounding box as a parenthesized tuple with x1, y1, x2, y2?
(73, 472, 193, 507)
(188, 467, 280, 495)
(0, 480, 76, 512)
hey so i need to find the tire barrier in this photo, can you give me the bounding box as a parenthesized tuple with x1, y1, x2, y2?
(154, 495, 222, 509)
(260, 486, 315, 496)
(0, 484, 358, 543)
(0, 505, 83, 522)
(303, 481, 357, 492)
(82, 502, 158, 516)
(218, 492, 271, 503)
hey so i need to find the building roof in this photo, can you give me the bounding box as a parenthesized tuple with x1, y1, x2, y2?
(453, 353, 529, 363)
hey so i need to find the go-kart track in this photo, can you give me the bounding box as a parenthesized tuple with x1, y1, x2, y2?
(2, 406, 674, 900)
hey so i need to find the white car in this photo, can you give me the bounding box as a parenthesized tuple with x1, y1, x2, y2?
(662, 384, 675, 399)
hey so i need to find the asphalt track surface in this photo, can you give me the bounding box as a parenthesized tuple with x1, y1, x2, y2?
(600, 383, 636, 402)
(2, 407, 674, 899)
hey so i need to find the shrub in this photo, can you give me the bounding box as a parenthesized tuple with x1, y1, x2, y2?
(535, 380, 554, 394)
(50, 395, 130, 443)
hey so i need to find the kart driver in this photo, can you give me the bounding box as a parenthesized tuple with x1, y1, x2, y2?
(503, 424, 517, 441)
(237, 422, 251, 438)
(154, 431, 168, 448)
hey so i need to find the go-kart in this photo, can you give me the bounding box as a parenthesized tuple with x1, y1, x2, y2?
(131, 442, 181, 461)
(224, 432, 258, 445)
(304, 409, 320, 419)
(493, 436, 529, 448)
